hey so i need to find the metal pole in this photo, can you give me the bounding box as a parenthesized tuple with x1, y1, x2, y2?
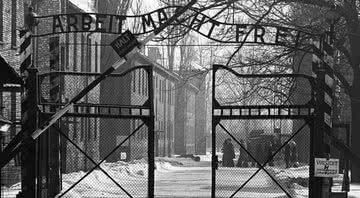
(147, 66, 155, 197)
(20, 68, 38, 198)
(342, 124, 350, 192)
(211, 65, 217, 198)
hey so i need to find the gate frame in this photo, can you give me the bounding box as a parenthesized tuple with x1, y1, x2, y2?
(211, 64, 317, 198)
(35, 65, 155, 197)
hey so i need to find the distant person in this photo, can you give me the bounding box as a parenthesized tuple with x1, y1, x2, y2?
(236, 139, 248, 167)
(284, 140, 298, 168)
(267, 140, 274, 166)
(222, 138, 235, 167)
(247, 140, 255, 167)
(255, 143, 263, 167)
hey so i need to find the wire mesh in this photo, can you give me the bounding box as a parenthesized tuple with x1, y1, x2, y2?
(214, 67, 313, 107)
(35, 66, 153, 197)
(213, 65, 313, 197)
(1, 91, 22, 198)
(38, 67, 149, 107)
(57, 117, 149, 198)
(215, 119, 310, 198)
(0, 125, 22, 198)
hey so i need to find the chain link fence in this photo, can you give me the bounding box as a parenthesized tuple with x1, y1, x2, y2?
(213, 65, 314, 197)
(215, 119, 310, 198)
(37, 66, 152, 197)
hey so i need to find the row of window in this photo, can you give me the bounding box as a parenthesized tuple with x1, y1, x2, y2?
(155, 75, 175, 105)
(59, 33, 99, 73)
(131, 70, 176, 106)
(132, 69, 148, 96)
(65, 116, 98, 142)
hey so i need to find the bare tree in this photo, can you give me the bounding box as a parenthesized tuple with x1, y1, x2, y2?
(207, 0, 360, 181)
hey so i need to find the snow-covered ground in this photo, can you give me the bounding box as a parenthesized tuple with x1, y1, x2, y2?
(2, 155, 360, 198)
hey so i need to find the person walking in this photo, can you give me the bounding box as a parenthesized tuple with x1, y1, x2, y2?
(236, 139, 247, 167)
(222, 138, 235, 167)
(267, 140, 274, 166)
(284, 140, 298, 168)
(289, 140, 298, 167)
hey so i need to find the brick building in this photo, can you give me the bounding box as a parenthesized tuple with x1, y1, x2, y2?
(174, 71, 206, 155)
(28, 0, 101, 175)
(0, 0, 26, 187)
(99, 50, 207, 161)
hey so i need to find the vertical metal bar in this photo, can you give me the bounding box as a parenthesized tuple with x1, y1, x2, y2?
(211, 65, 217, 198)
(309, 116, 316, 198)
(147, 66, 155, 197)
(310, 67, 326, 198)
(21, 68, 38, 198)
(48, 36, 61, 198)
(342, 124, 350, 191)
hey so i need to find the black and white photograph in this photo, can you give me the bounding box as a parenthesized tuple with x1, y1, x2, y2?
(1, 0, 360, 197)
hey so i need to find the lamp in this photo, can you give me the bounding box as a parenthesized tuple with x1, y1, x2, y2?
(0, 115, 12, 134)
(325, 4, 340, 42)
(0, 114, 12, 153)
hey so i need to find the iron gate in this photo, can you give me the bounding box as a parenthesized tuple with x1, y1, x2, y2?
(211, 64, 316, 198)
(37, 65, 155, 197)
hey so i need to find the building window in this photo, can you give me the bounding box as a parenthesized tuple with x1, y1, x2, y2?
(11, 0, 17, 47)
(80, 107, 85, 142)
(138, 69, 141, 95)
(155, 99, 157, 117)
(88, 38, 91, 72)
(132, 72, 135, 93)
(155, 75, 158, 89)
(144, 71, 148, 96)
(81, 34, 85, 72)
(94, 118, 98, 140)
(0, 0, 3, 41)
(168, 82, 171, 105)
(159, 79, 162, 103)
(73, 34, 77, 71)
(142, 70, 145, 96)
(162, 80, 165, 102)
(95, 42, 98, 73)
(65, 34, 69, 70)
(60, 46, 65, 71)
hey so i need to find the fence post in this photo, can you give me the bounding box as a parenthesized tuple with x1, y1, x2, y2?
(20, 68, 38, 198)
(311, 31, 335, 197)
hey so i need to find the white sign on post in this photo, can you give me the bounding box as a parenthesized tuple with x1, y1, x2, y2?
(314, 158, 339, 177)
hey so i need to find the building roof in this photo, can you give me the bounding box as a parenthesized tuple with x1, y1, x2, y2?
(133, 53, 180, 82)
(0, 55, 23, 86)
(133, 53, 201, 91)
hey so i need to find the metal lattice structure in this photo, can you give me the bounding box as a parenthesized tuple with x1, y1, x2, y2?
(211, 64, 316, 198)
(37, 65, 155, 197)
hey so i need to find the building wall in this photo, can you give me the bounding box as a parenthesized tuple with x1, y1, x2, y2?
(174, 76, 207, 155)
(195, 75, 207, 155)
(129, 55, 177, 158)
(0, 0, 26, 187)
(32, 0, 101, 173)
(185, 89, 196, 154)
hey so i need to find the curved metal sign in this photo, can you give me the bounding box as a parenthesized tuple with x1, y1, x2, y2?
(35, 6, 316, 49)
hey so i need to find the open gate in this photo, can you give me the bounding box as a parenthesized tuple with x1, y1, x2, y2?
(211, 64, 316, 198)
(36, 65, 155, 197)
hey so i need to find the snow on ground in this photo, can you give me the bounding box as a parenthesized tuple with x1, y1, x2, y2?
(2, 155, 360, 198)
